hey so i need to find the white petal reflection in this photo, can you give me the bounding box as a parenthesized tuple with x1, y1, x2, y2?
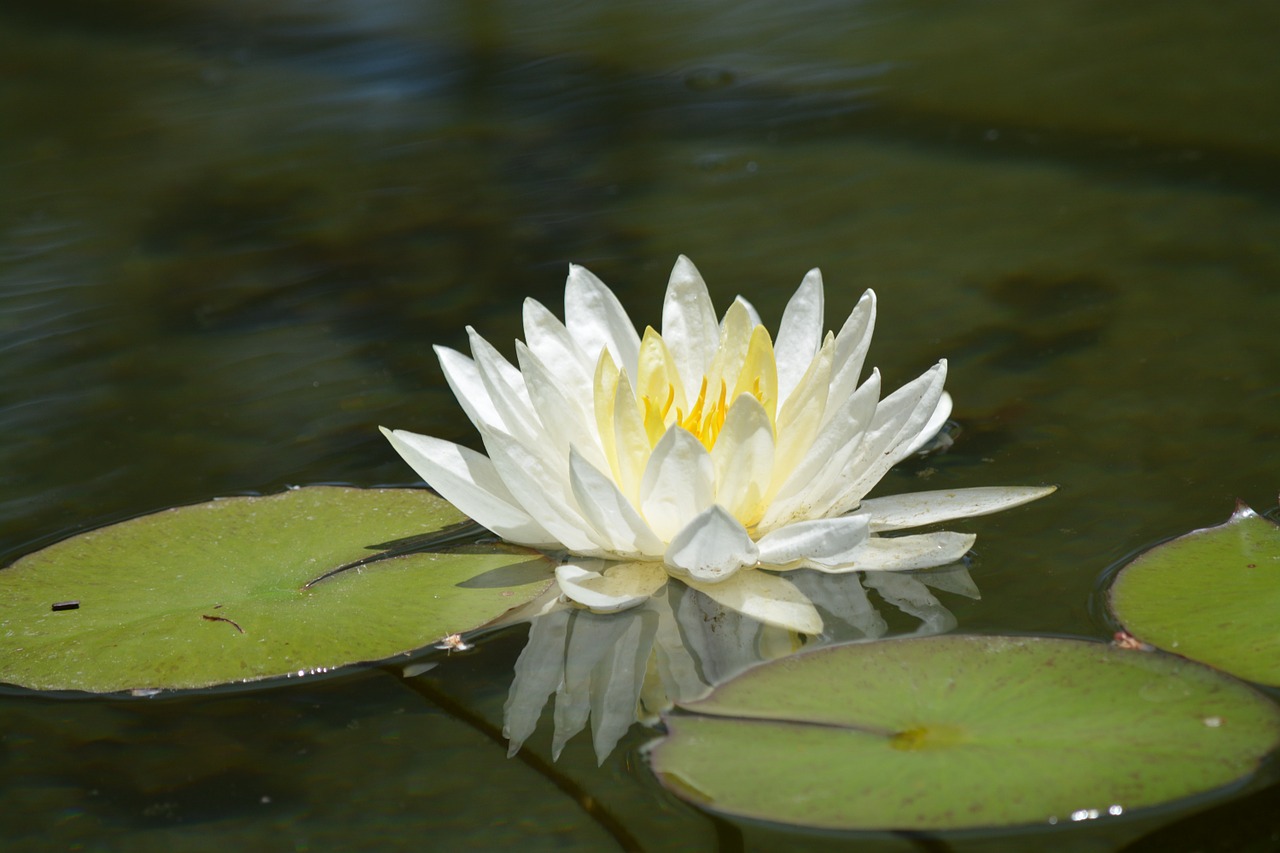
(501, 564, 978, 763)
(862, 571, 957, 637)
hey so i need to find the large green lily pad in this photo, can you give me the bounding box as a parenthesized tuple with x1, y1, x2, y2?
(0, 487, 553, 694)
(1109, 502, 1280, 686)
(647, 634, 1280, 831)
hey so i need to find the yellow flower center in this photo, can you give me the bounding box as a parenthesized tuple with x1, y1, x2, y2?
(632, 323, 777, 451)
(591, 311, 779, 506)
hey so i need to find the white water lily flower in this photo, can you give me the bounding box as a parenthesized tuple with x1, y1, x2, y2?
(382, 256, 1053, 614)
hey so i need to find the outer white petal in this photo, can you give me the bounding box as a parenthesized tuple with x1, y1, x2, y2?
(663, 504, 759, 583)
(772, 333, 834, 484)
(755, 513, 871, 567)
(711, 394, 775, 526)
(435, 345, 505, 433)
(808, 531, 976, 573)
(568, 449, 665, 558)
(523, 298, 594, 403)
(469, 329, 545, 452)
(773, 268, 824, 404)
(379, 427, 557, 547)
(555, 561, 668, 613)
(662, 255, 720, 395)
(683, 570, 823, 634)
(860, 485, 1058, 533)
(564, 263, 642, 380)
(759, 369, 880, 531)
(819, 360, 948, 517)
(904, 390, 953, 455)
(516, 341, 609, 472)
(823, 289, 876, 425)
(639, 427, 715, 542)
(478, 425, 603, 554)
(467, 327, 532, 411)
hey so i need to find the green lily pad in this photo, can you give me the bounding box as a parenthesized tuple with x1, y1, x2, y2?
(0, 486, 553, 694)
(1108, 502, 1280, 686)
(647, 634, 1280, 831)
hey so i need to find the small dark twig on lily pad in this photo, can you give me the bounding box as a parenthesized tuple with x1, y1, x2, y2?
(202, 614, 245, 634)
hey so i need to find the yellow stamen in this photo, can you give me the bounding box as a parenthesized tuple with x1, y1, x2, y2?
(642, 384, 676, 446)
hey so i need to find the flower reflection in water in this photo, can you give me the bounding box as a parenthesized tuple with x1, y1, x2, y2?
(502, 564, 977, 764)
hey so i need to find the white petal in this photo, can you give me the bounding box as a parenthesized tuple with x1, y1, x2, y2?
(772, 333, 834, 485)
(809, 531, 976, 573)
(555, 561, 668, 613)
(468, 329, 542, 450)
(860, 485, 1058, 533)
(904, 390, 953, 455)
(755, 514, 871, 567)
(823, 289, 876, 425)
(663, 504, 759, 583)
(706, 299, 754, 396)
(773, 268, 824, 404)
(479, 426, 603, 554)
(759, 369, 880, 531)
(435, 345, 504, 433)
(683, 570, 823, 634)
(730, 295, 763, 329)
(379, 427, 557, 547)
(467, 328, 532, 410)
(523, 298, 594, 402)
(516, 341, 609, 472)
(639, 427, 715, 542)
(819, 360, 948, 517)
(568, 450, 665, 558)
(662, 255, 720, 395)
(564, 264, 642, 380)
(711, 394, 775, 526)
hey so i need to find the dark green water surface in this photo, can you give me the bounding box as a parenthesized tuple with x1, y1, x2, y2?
(2, 1, 1279, 850)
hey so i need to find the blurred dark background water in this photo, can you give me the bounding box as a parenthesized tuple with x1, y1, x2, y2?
(2, 1, 1279, 850)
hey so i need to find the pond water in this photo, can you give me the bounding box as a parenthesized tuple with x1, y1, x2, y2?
(2, 0, 1279, 849)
